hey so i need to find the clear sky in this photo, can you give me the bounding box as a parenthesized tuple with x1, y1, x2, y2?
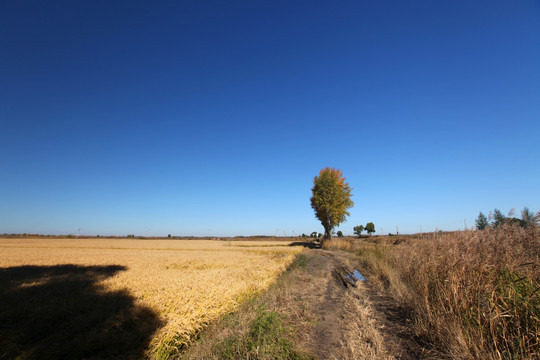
(1, 1, 539, 236)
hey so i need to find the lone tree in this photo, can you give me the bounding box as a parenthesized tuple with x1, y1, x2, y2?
(475, 212, 489, 230)
(353, 225, 364, 237)
(310, 167, 353, 243)
(365, 222, 376, 236)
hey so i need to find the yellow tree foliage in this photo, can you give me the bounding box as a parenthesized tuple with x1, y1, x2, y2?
(310, 167, 354, 242)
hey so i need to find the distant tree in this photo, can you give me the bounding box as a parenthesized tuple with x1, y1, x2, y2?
(475, 212, 489, 230)
(337, 230, 343, 237)
(318, 233, 323, 238)
(310, 231, 318, 238)
(353, 225, 364, 237)
(310, 167, 354, 244)
(492, 209, 506, 228)
(520, 207, 539, 228)
(168, 234, 171, 238)
(365, 222, 376, 236)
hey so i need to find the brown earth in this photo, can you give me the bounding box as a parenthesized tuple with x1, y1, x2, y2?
(298, 249, 431, 360)
(183, 247, 437, 359)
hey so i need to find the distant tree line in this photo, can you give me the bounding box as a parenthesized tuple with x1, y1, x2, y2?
(300, 223, 376, 239)
(353, 222, 375, 237)
(475, 207, 539, 230)
(300, 232, 323, 238)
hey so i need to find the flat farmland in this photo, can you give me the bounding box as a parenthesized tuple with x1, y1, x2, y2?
(0, 238, 302, 359)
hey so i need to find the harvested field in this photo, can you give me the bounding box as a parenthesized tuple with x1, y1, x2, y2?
(0, 237, 302, 358)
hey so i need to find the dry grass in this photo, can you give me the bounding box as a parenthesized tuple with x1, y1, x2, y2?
(355, 225, 540, 359)
(0, 238, 302, 358)
(322, 238, 354, 251)
(183, 253, 316, 359)
(339, 286, 394, 360)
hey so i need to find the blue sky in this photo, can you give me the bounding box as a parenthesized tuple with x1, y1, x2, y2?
(1, 1, 539, 236)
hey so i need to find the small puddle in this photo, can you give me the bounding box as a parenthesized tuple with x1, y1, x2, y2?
(352, 269, 365, 282)
(335, 267, 366, 288)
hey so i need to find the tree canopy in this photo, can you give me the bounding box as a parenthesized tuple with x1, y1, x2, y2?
(365, 222, 376, 236)
(310, 167, 353, 242)
(476, 207, 539, 230)
(492, 209, 506, 228)
(353, 225, 364, 237)
(520, 207, 539, 228)
(475, 212, 489, 230)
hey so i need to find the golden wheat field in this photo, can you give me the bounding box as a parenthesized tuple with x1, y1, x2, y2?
(0, 237, 302, 358)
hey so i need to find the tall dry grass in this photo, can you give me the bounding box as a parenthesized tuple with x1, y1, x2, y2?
(356, 225, 539, 359)
(323, 238, 354, 251)
(339, 287, 395, 360)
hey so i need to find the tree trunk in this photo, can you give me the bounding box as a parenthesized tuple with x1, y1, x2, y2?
(321, 211, 332, 247)
(323, 225, 332, 242)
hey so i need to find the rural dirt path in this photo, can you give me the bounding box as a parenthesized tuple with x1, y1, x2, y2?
(299, 249, 426, 360)
(183, 246, 432, 359)
(302, 250, 349, 359)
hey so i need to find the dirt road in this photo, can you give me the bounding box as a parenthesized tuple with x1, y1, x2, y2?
(298, 249, 428, 360)
(184, 247, 435, 359)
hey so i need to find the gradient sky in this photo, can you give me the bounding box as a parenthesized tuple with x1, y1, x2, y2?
(1, 1, 539, 236)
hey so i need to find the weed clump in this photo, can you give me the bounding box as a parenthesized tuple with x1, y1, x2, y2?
(214, 306, 310, 360)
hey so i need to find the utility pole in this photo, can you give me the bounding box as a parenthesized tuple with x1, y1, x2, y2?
(464, 219, 467, 230)
(396, 226, 399, 235)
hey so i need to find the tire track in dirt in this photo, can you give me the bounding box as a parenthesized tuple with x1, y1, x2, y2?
(305, 251, 349, 359)
(301, 249, 428, 360)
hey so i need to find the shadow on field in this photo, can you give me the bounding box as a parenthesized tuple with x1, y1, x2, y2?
(289, 241, 321, 249)
(0, 264, 162, 359)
